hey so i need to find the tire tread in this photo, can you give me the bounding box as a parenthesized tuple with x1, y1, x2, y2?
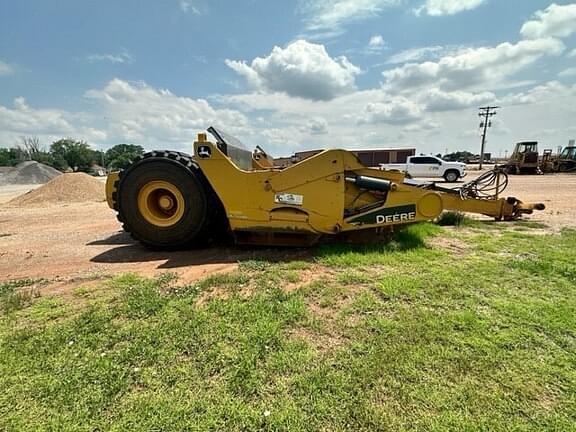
(114, 151, 227, 249)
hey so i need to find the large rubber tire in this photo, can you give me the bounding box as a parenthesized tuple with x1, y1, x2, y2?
(443, 170, 459, 182)
(116, 151, 223, 250)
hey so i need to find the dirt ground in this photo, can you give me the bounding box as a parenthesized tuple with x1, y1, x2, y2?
(1, 172, 574, 287)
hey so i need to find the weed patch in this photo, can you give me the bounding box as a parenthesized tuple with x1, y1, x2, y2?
(0, 278, 44, 314)
(437, 211, 481, 227)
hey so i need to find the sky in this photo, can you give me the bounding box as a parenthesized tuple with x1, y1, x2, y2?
(0, 0, 575, 157)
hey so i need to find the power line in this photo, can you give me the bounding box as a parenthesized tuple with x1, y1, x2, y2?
(478, 106, 499, 170)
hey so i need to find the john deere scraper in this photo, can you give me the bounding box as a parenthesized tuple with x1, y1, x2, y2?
(106, 127, 545, 249)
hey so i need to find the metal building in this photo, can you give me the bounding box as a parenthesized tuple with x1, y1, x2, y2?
(276, 147, 416, 168)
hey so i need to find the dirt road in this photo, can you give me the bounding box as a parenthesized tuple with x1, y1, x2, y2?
(1, 173, 574, 285)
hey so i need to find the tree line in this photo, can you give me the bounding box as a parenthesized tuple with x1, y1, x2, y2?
(0, 137, 144, 172)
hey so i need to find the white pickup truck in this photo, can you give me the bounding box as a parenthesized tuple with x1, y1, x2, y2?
(380, 155, 466, 182)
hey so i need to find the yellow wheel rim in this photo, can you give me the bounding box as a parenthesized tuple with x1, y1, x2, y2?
(137, 180, 185, 227)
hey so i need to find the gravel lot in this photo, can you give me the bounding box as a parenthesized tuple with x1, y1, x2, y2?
(1, 172, 574, 286)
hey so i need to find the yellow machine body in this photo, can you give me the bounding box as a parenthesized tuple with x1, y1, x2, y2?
(106, 131, 544, 247)
(197, 138, 535, 238)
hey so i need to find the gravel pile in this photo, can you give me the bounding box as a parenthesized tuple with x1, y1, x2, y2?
(0, 166, 12, 181)
(8, 172, 105, 207)
(0, 161, 62, 185)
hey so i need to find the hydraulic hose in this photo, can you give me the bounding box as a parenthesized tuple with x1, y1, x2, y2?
(459, 168, 509, 200)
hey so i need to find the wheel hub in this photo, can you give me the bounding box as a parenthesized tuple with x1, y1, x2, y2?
(158, 195, 175, 211)
(137, 180, 185, 227)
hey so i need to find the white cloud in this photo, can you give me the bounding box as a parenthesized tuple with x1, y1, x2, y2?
(299, 0, 401, 37)
(520, 3, 576, 40)
(218, 75, 576, 155)
(258, 127, 303, 150)
(385, 45, 465, 64)
(1, 72, 573, 159)
(0, 97, 107, 146)
(0, 97, 73, 135)
(382, 38, 565, 93)
(559, 67, 576, 78)
(458, 129, 481, 139)
(226, 40, 361, 101)
(84, 79, 247, 146)
(217, 88, 427, 150)
(369, 35, 385, 49)
(0, 60, 14, 76)
(357, 98, 423, 125)
(415, 0, 487, 16)
(179, 0, 201, 14)
(421, 88, 495, 111)
(363, 35, 387, 55)
(86, 52, 133, 64)
(403, 121, 440, 133)
(500, 80, 572, 105)
(0, 79, 251, 151)
(300, 117, 329, 135)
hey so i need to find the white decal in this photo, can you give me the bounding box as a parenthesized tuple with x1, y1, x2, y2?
(197, 145, 211, 158)
(275, 193, 304, 206)
(376, 212, 416, 224)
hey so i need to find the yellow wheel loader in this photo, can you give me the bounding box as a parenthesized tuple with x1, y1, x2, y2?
(106, 127, 545, 249)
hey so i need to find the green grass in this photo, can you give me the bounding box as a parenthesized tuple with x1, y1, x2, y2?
(0, 225, 575, 431)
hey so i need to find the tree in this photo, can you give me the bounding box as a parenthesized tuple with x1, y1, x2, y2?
(19, 136, 57, 167)
(19, 136, 41, 160)
(93, 150, 105, 167)
(105, 144, 144, 170)
(50, 139, 94, 172)
(443, 151, 476, 162)
(0, 147, 24, 166)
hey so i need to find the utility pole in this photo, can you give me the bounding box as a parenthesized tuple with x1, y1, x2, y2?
(478, 106, 499, 170)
